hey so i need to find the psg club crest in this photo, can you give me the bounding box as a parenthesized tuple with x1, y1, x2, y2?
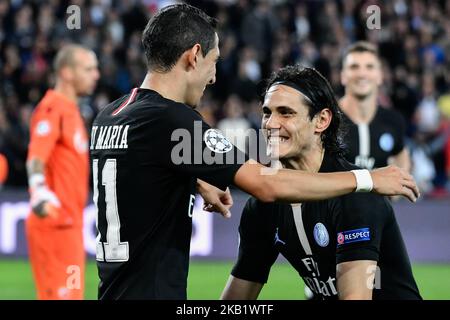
(204, 129, 233, 153)
(313, 223, 329, 247)
(379, 133, 394, 152)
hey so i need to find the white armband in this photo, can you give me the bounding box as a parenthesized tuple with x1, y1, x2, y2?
(351, 169, 373, 192)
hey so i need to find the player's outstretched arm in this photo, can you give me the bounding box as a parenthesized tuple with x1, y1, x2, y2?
(221, 275, 263, 300)
(336, 260, 377, 300)
(234, 161, 419, 203)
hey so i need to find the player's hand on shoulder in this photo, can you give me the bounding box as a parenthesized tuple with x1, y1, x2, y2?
(197, 179, 233, 219)
(370, 165, 420, 203)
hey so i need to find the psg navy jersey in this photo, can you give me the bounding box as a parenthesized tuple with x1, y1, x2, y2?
(90, 88, 245, 299)
(231, 152, 421, 300)
(342, 107, 406, 169)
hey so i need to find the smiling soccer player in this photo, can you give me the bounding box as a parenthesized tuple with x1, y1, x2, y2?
(221, 66, 422, 300)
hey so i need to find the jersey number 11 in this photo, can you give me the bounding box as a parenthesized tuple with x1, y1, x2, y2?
(93, 159, 129, 262)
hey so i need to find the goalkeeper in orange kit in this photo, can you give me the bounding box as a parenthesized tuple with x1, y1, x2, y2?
(26, 45, 99, 300)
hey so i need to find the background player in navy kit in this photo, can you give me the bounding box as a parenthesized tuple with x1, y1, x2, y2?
(221, 66, 421, 300)
(339, 41, 411, 171)
(91, 4, 419, 300)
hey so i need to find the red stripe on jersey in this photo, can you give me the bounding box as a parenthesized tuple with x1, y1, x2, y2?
(112, 88, 139, 116)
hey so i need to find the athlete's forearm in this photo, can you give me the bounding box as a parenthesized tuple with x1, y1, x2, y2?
(337, 260, 376, 300)
(27, 157, 60, 217)
(234, 161, 419, 203)
(268, 169, 356, 202)
(221, 276, 263, 300)
(234, 161, 356, 202)
(26, 158, 45, 179)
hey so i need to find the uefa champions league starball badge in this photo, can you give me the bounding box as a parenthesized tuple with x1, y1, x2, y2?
(204, 129, 233, 153)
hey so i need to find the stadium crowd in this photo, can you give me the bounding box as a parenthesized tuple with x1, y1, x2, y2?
(0, 0, 449, 196)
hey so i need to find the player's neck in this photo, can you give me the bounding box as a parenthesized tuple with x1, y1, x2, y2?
(281, 145, 325, 173)
(141, 71, 188, 105)
(340, 93, 377, 124)
(53, 81, 78, 104)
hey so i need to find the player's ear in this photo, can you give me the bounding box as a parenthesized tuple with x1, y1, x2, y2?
(340, 69, 347, 86)
(375, 58, 383, 86)
(59, 65, 74, 82)
(314, 108, 332, 133)
(376, 67, 383, 86)
(186, 44, 201, 70)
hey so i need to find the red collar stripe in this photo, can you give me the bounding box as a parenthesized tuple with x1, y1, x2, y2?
(112, 87, 139, 116)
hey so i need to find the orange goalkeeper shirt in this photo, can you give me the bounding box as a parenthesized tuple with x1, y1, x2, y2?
(27, 89, 89, 228)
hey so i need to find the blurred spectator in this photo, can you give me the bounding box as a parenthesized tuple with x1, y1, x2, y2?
(415, 73, 440, 135)
(410, 135, 436, 194)
(231, 47, 259, 102)
(217, 94, 251, 152)
(240, 0, 278, 63)
(294, 3, 310, 42)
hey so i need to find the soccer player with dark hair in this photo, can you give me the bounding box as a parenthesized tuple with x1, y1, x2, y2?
(340, 41, 411, 171)
(221, 66, 421, 300)
(91, 4, 418, 300)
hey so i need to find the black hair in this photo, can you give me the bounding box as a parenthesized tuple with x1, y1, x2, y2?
(263, 65, 346, 155)
(142, 4, 218, 72)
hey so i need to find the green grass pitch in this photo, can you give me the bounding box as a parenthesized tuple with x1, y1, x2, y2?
(0, 259, 449, 299)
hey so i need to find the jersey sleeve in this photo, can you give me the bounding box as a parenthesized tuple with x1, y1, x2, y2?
(335, 193, 393, 264)
(27, 102, 62, 164)
(158, 102, 248, 190)
(231, 198, 279, 283)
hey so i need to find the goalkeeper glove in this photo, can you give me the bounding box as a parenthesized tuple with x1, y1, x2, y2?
(29, 173, 60, 218)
